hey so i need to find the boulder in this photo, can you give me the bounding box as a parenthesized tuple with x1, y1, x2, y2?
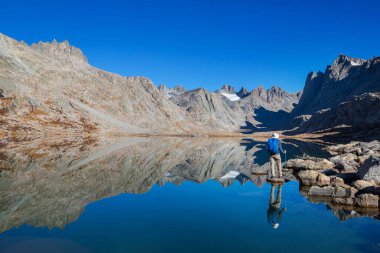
(297, 170, 319, 185)
(332, 197, 354, 206)
(287, 158, 334, 170)
(330, 176, 345, 187)
(328, 142, 359, 155)
(309, 185, 334, 196)
(330, 153, 359, 172)
(352, 180, 374, 190)
(360, 140, 380, 152)
(308, 185, 353, 197)
(334, 186, 351, 197)
(357, 155, 380, 185)
(317, 173, 330, 186)
(354, 194, 379, 208)
(356, 155, 370, 165)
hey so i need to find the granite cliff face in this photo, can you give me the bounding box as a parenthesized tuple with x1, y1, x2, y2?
(293, 54, 380, 116)
(290, 55, 380, 137)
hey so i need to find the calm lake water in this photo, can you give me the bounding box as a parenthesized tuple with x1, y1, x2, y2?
(0, 138, 379, 253)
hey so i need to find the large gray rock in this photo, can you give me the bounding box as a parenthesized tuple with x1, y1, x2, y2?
(287, 158, 334, 170)
(358, 155, 380, 185)
(317, 173, 331, 186)
(330, 153, 360, 172)
(298, 170, 319, 185)
(308, 185, 352, 197)
(309, 186, 334, 196)
(352, 180, 374, 190)
(354, 194, 379, 208)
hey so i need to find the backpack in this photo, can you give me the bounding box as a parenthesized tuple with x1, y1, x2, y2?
(267, 138, 279, 154)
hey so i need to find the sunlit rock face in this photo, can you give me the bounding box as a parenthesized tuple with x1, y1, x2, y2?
(2, 33, 245, 141)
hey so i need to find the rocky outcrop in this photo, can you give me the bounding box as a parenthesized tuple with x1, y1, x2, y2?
(292, 140, 380, 209)
(30, 39, 88, 64)
(286, 158, 334, 170)
(358, 155, 380, 184)
(220, 84, 236, 94)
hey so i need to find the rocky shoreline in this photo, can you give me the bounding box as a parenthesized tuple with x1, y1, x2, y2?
(287, 140, 380, 209)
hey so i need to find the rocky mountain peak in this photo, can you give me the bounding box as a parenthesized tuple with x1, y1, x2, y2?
(30, 39, 88, 63)
(292, 54, 380, 117)
(237, 87, 250, 98)
(158, 84, 168, 91)
(220, 84, 236, 94)
(328, 54, 365, 81)
(173, 85, 186, 93)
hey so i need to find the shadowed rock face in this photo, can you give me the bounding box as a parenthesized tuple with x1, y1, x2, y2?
(292, 92, 380, 134)
(293, 54, 380, 117)
(237, 87, 250, 98)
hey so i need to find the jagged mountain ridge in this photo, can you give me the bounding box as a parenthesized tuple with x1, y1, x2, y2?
(1, 33, 247, 138)
(289, 54, 380, 137)
(292, 54, 380, 116)
(1, 33, 300, 136)
(3, 33, 377, 137)
(165, 83, 302, 129)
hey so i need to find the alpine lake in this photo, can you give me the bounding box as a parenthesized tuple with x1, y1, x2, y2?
(0, 137, 379, 253)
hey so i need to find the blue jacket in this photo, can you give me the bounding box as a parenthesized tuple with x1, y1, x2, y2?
(267, 138, 285, 155)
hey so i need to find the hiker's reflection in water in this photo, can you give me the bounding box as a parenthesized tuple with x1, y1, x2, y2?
(267, 184, 286, 229)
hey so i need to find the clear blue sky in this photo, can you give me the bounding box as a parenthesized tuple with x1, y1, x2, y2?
(1, 0, 379, 92)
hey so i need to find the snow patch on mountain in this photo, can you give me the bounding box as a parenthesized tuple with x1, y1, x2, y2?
(221, 92, 241, 101)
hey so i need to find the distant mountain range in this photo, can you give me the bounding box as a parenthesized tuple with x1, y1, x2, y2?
(1, 33, 379, 140)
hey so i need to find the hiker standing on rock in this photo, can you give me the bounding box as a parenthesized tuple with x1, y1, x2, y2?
(267, 133, 286, 179)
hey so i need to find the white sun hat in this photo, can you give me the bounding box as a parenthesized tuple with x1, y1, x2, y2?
(273, 223, 280, 229)
(272, 133, 279, 139)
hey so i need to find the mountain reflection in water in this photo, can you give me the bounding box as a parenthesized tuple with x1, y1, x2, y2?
(0, 138, 378, 244)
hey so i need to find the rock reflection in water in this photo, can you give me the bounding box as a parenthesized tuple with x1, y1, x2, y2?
(0, 137, 378, 234)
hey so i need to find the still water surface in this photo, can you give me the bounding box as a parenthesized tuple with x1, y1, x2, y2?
(0, 138, 378, 253)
